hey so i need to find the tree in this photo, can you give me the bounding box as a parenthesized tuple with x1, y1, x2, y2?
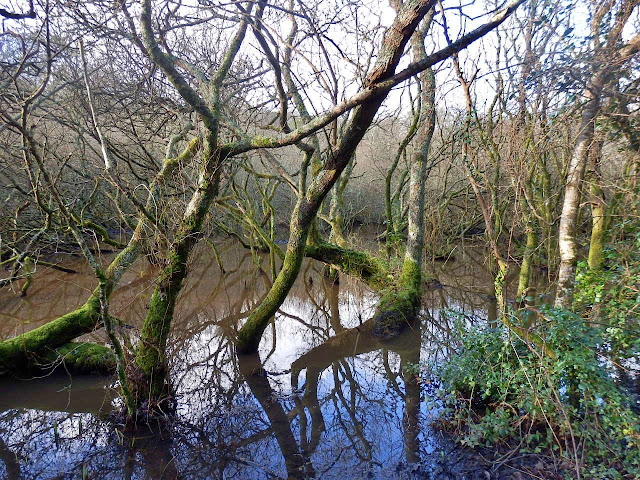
(555, 0, 640, 308)
(0, 0, 526, 424)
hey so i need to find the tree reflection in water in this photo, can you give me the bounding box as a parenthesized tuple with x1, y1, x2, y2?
(0, 243, 495, 479)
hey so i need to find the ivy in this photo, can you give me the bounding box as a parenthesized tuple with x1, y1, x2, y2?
(434, 308, 640, 478)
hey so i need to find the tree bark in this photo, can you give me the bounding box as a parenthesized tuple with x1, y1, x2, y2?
(236, 0, 436, 354)
(555, 73, 604, 308)
(132, 147, 222, 407)
(372, 10, 436, 337)
(555, 24, 640, 307)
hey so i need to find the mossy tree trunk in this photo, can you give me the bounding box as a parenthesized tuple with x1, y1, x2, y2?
(384, 99, 419, 259)
(129, 0, 252, 414)
(400, 18, 436, 301)
(0, 137, 200, 376)
(373, 9, 436, 336)
(132, 147, 223, 408)
(236, 0, 436, 354)
(327, 154, 354, 249)
(587, 144, 605, 271)
(516, 210, 537, 302)
(304, 242, 390, 290)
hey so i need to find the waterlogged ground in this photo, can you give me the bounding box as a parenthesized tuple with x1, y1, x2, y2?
(0, 241, 538, 479)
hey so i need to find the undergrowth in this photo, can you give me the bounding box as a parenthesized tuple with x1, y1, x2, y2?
(435, 311, 639, 478)
(433, 222, 640, 479)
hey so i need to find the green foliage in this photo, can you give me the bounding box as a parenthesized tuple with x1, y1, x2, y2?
(574, 227, 640, 361)
(436, 308, 640, 478)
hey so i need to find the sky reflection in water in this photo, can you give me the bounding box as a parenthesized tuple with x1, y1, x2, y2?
(0, 242, 502, 479)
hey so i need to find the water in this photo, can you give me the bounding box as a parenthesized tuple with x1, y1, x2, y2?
(0, 241, 502, 479)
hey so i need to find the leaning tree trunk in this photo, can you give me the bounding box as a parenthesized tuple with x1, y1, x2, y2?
(132, 146, 222, 410)
(236, 0, 436, 354)
(0, 241, 138, 373)
(372, 11, 436, 337)
(0, 138, 200, 375)
(128, 0, 252, 415)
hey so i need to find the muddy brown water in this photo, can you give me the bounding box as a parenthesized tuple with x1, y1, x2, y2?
(0, 241, 538, 480)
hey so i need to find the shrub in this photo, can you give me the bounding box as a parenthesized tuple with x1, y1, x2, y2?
(435, 308, 640, 479)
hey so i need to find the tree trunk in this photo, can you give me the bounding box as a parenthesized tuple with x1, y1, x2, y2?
(0, 243, 139, 374)
(554, 29, 640, 306)
(588, 150, 605, 271)
(555, 73, 604, 308)
(516, 213, 537, 301)
(132, 148, 222, 410)
(236, 0, 435, 354)
(371, 9, 436, 337)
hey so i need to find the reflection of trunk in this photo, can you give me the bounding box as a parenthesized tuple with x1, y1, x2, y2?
(292, 316, 419, 376)
(239, 353, 314, 480)
(237, 0, 433, 353)
(0, 437, 20, 480)
(293, 319, 379, 371)
(121, 432, 181, 480)
(292, 365, 325, 455)
(332, 361, 373, 459)
(293, 312, 424, 463)
(399, 320, 421, 464)
(324, 275, 344, 334)
(555, 73, 604, 308)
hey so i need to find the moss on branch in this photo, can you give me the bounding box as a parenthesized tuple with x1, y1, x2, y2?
(0, 293, 102, 375)
(304, 242, 391, 290)
(372, 258, 423, 339)
(43, 342, 116, 375)
(74, 217, 128, 249)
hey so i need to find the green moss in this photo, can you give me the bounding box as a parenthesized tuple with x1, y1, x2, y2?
(0, 293, 102, 374)
(517, 225, 537, 300)
(251, 136, 276, 148)
(45, 342, 116, 374)
(399, 258, 422, 293)
(372, 258, 424, 339)
(304, 242, 390, 290)
(133, 241, 191, 403)
(372, 288, 418, 338)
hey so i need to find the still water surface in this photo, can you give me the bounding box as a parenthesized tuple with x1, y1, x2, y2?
(0, 241, 516, 479)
